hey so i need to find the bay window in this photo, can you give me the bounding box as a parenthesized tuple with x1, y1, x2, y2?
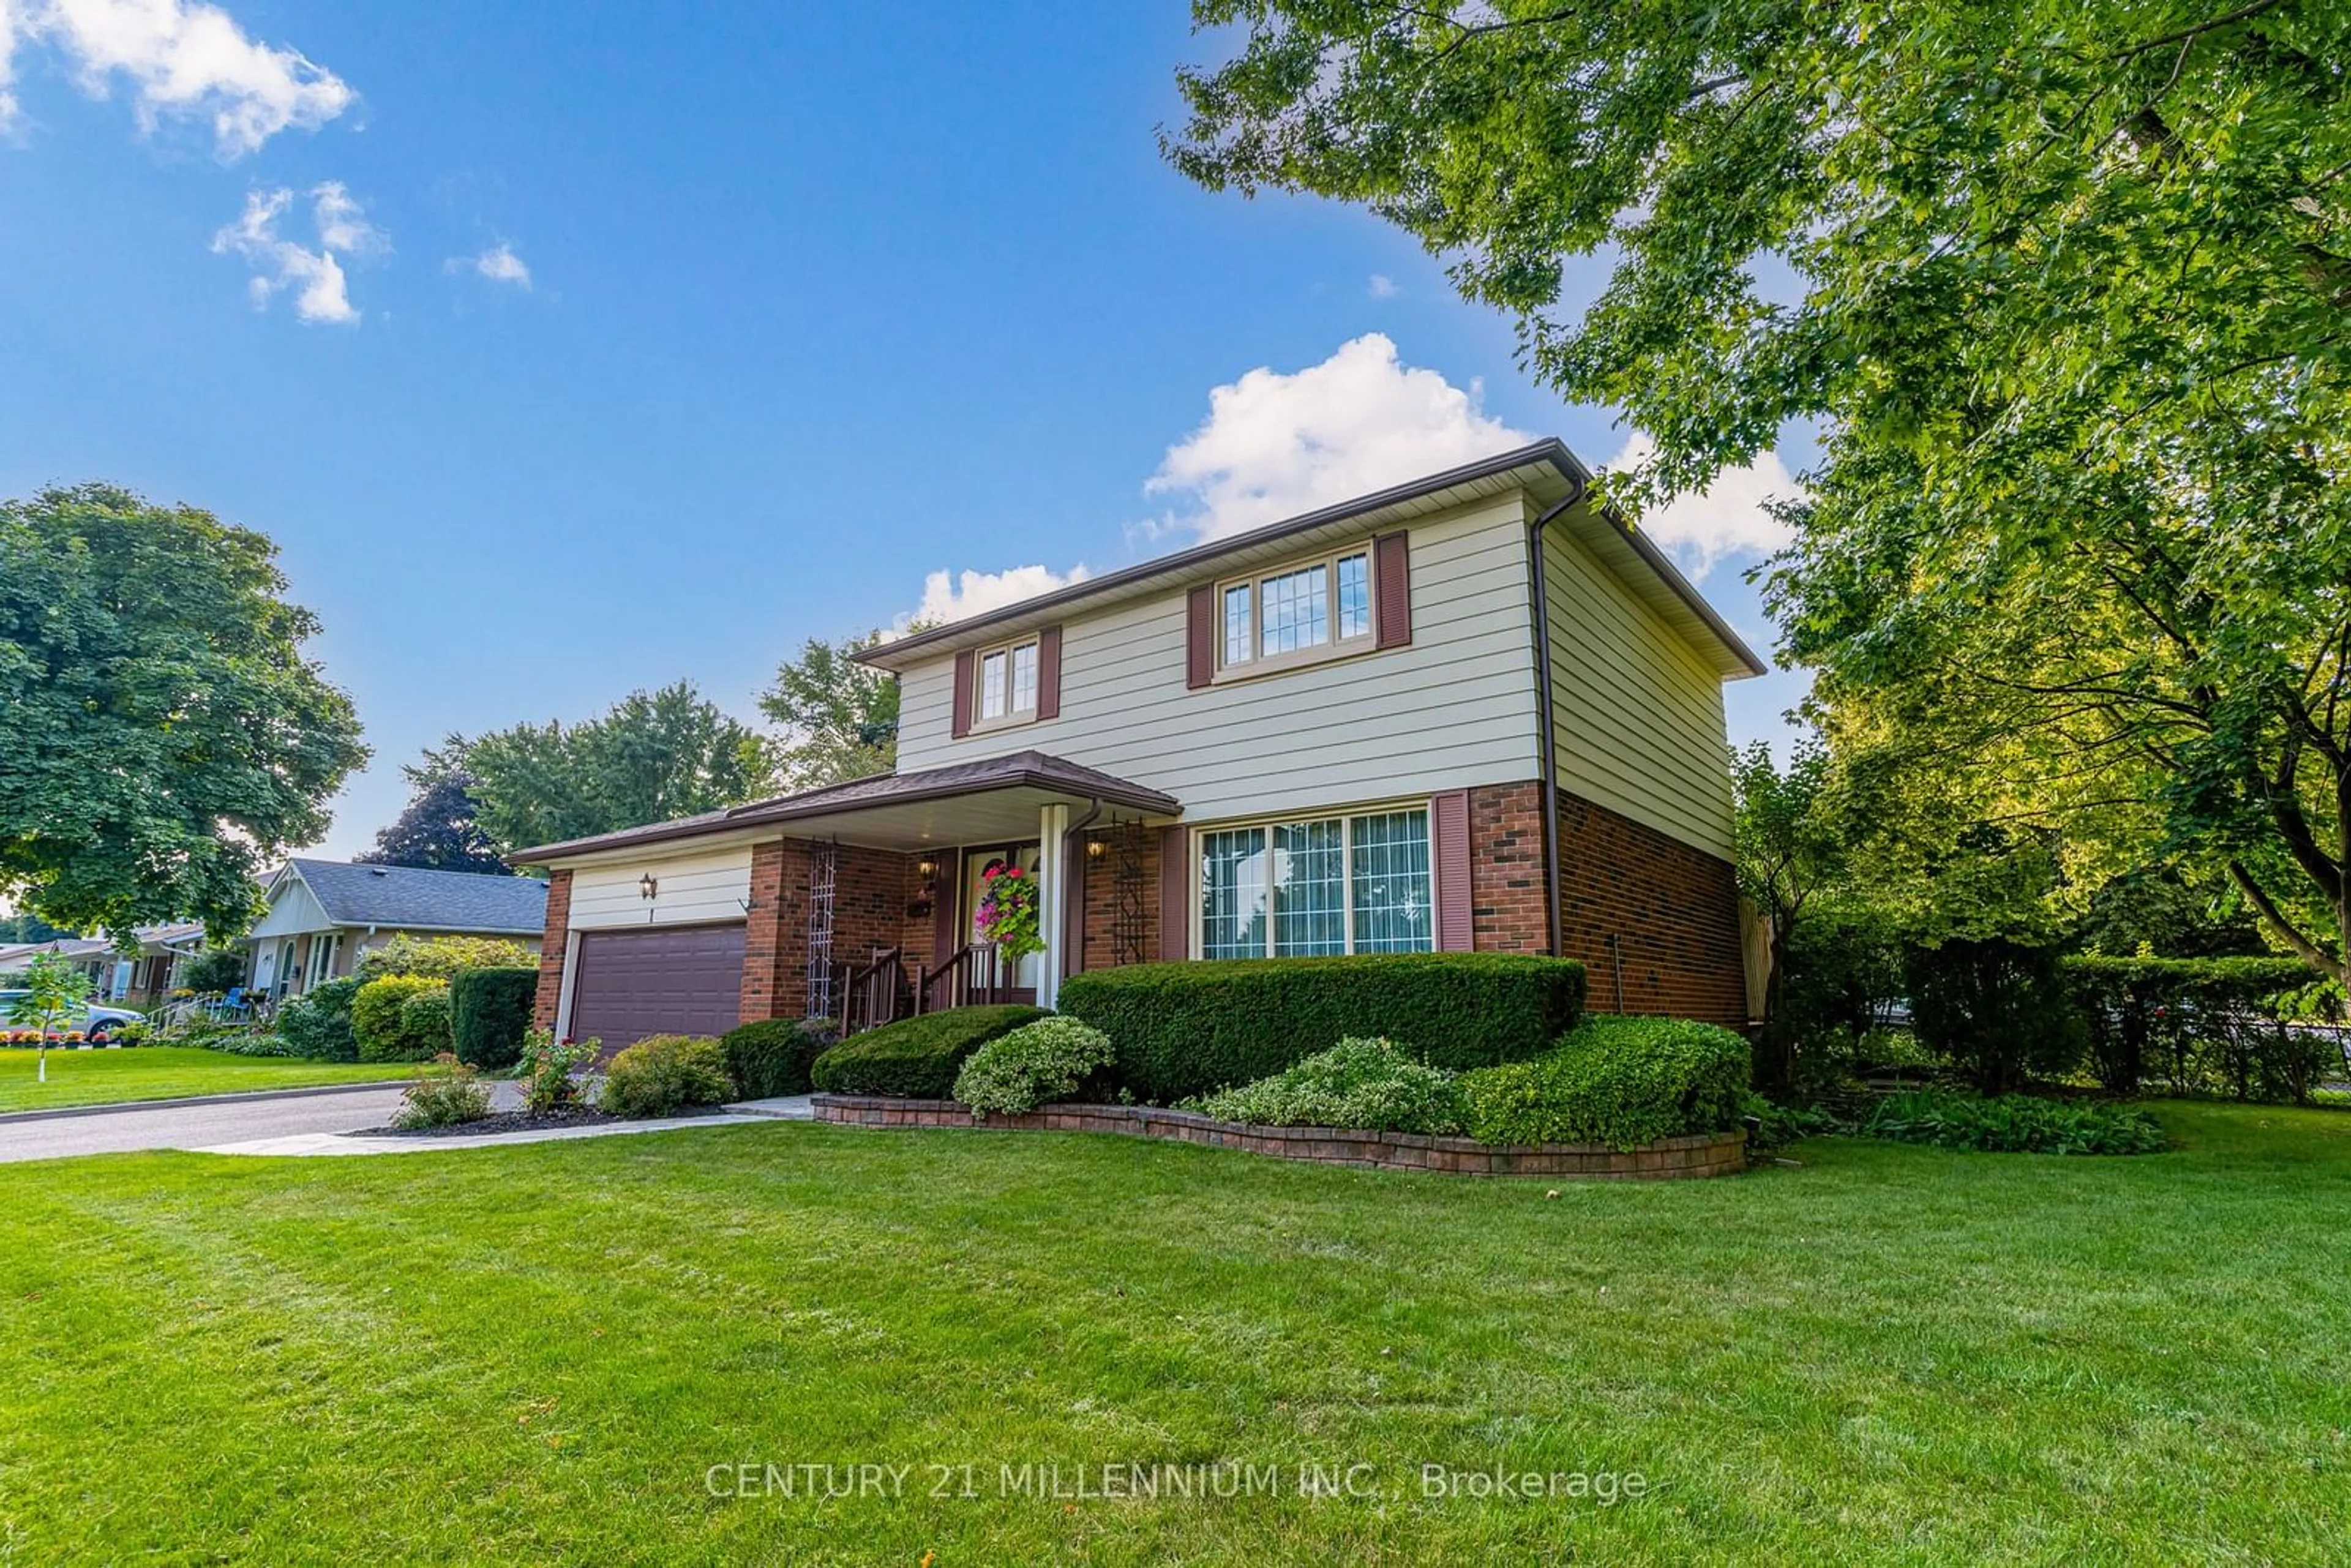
(1199, 808, 1433, 959)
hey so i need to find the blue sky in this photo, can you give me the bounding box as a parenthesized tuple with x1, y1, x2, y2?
(1, 1, 1809, 859)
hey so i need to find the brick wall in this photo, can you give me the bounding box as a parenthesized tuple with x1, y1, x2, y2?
(739, 839, 802, 1023)
(1077, 825, 1161, 973)
(1462, 782, 1745, 1027)
(1468, 781, 1549, 954)
(531, 869, 573, 1030)
(1551, 789, 1746, 1028)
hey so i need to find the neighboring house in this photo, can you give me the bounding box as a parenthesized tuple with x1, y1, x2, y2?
(512, 441, 1766, 1049)
(243, 860, 547, 1000)
(0, 923, 207, 1009)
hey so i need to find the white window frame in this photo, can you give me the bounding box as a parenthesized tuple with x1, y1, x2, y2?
(970, 634, 1043, 732)
(1212, 544, 1378, 682)
(1188, 802, 1436, 960)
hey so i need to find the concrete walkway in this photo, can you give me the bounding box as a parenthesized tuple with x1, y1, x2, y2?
(0, 1084, 816, 1162)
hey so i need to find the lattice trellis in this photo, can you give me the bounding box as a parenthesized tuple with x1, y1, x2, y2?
(805, 838, 838, 1019)
(1110, 816, 1149, 967)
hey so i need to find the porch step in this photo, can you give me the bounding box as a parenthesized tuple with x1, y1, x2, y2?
(724, 1095, 817, 1122)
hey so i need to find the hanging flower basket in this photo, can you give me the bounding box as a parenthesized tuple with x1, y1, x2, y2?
(973, 863, 1044, 963)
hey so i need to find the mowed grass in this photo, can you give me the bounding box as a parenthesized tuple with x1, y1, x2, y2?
(2, 1103, 2348, 1565)
(0, 1045, 418, 1113)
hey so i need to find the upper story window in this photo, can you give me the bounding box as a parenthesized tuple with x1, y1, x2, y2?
(975, 637, 1040, 727)
(1215, 546, 1375, 678)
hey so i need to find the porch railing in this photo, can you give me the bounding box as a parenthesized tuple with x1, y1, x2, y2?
(832, 942, 1018, 1037)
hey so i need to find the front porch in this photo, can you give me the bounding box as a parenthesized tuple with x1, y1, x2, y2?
(723, 752, 1181, 1038)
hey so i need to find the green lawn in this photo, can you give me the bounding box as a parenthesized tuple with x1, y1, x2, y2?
(0, 1045, 416, 1113)
(2, 1102, 2347, 1564)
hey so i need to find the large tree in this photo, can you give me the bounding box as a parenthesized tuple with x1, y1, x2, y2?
(0, 484, 367, 935)
(448, 681, 774, 852)
(1169, 0, 2351, 977)
(758, 632, 901, 792)
(357, 768, 510, 876)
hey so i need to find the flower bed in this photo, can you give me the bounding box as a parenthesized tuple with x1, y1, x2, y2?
(808, 1095, 1749, 1179)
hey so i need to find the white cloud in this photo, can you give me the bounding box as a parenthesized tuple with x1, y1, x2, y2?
(1603, 431, 1798, 579)
(1367, 272, 1399, 299)
(1142, 333, 1533, 543)
(7, 0, 353, 156)
(907, 563, 1090, 628)
(212, 182, 379, 324)
(447, 241, 530, 288)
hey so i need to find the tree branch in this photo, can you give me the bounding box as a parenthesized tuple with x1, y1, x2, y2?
(2228, 860, 2344, 980)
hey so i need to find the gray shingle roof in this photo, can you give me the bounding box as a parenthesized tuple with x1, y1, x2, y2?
(288, 860, 548, 935)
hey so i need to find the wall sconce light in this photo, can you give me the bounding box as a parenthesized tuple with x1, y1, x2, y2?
(639, 873, 659, 901)
(1086, 838, 1105, 860)
(916, 858, 937, 880)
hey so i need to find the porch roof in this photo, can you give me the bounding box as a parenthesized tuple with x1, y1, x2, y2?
(507, 750, 1180, 865)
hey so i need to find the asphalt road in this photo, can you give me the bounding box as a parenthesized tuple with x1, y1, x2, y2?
(0, 1080, 525, 1164)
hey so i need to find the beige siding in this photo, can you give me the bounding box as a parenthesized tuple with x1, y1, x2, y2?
(896, 494, 1543, 822)
(569, 846, 753, 931)
(1544, 525, 1737, 858)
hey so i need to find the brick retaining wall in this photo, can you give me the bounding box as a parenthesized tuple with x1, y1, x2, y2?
(808, 1096, 1748, 1179)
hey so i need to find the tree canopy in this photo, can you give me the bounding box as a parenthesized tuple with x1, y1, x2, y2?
(357, 769, 510, 876)
(758, 632, 901, 792)
(0, 484, 367, 936)
(1170, 0, 2351, 977)
(442, 681, 774, 853)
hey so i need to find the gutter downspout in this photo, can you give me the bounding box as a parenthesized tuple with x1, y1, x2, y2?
(1526, 477, 1588, 960)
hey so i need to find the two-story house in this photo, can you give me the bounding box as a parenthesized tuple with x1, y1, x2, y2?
(511, 440, 1766, 1050)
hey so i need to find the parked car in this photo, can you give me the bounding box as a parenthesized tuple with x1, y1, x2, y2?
(0, 991, 144, 1044)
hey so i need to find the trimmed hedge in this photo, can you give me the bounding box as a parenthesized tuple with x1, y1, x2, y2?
(449, 967, 539, 1071)
(276, 978, 361, 1061)
(1461, 1014, 1752, 1151)
(952, 1017, 1116, 1116)
(1059, 954, 1586, 1104)
(600, 1034, 733, 1119)
(809, 1005, 1049, 1098)
(352, 975, 452, 1062)
(2062, 954, 2334, 1101)
(721, 1016, 840, 1099)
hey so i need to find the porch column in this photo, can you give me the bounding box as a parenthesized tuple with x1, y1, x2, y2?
(1037, 802, 1070, 1009)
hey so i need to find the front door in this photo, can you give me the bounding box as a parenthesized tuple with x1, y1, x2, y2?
(962, 844, 1042, 996)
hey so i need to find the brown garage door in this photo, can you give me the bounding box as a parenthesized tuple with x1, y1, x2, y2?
(570, 925, 746, 1049)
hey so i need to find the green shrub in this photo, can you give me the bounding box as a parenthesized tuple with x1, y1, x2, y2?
(809, 1005, 1049, 1098)
(952, 1017, 1116, 1115)
(1059, 954, 1586, 1104)
(1461, 1015, 1752, 1150)
(599, 1034, 733, 1119)
(1184, 1037, 1469, 1135)
(356, 933, 537, 982)
(391, 1055, 493, 1130)
(206, 1031, 298, 1057)
(721, 1016, 840, 1099)
(1904, 937, 2085, 1093)
(449, 967, 538, 1071)
(516, 1027, 596, 1114)
(182, 948, 247, 996)
(2062, 955, 2334, 1102)
(1853, 1088, 2168, 1155)
(276, 978, 362, 1061)
(352, 976, 452, 1062)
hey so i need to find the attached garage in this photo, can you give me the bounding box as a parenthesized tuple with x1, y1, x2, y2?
(569, 924, 745, 1048)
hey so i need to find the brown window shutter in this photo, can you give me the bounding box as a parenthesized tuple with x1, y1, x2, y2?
(1185, 585, 1215, 688)
(1433, 790, 1472, 952)
(1374, 531, 1412, 648)
(950, 650, 975, 738)
(1035, 626, 1062, 720)
(930, 848, 964, 962)
(1158, 825, 1190, 960)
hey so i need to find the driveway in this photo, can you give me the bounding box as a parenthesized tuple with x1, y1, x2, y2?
(0, 1080, 526, 1163)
